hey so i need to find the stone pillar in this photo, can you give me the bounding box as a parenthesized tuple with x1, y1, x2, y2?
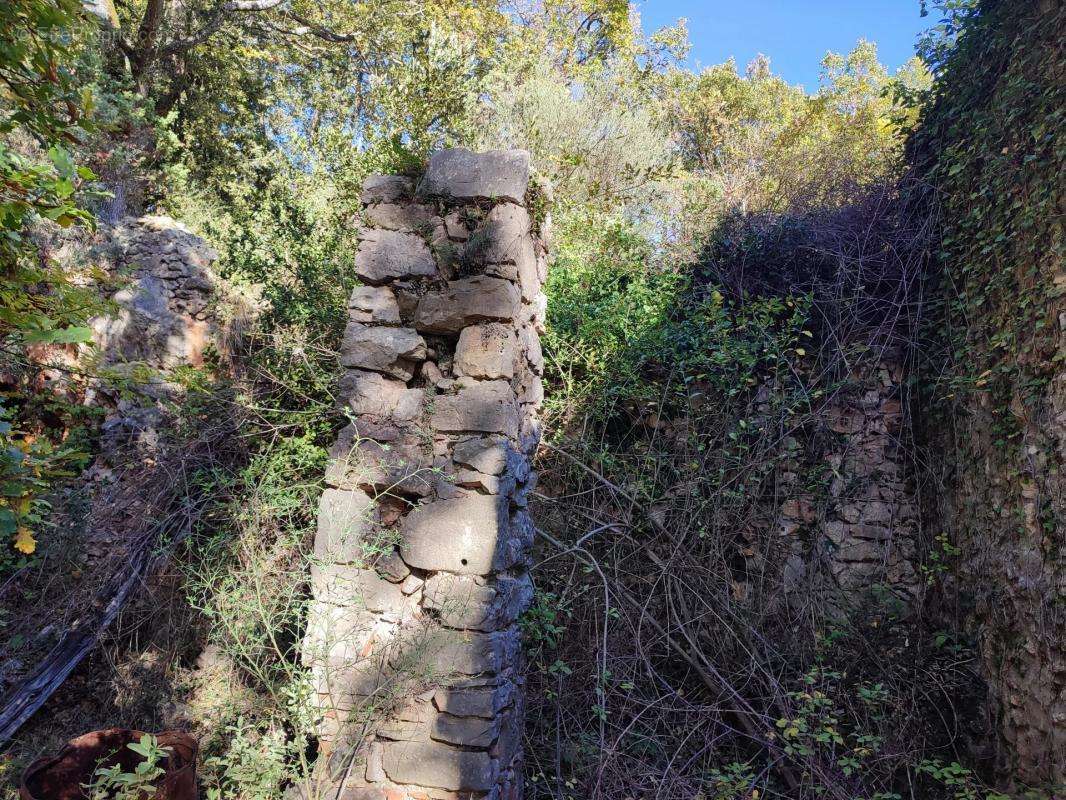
(302, 149, 547, 800)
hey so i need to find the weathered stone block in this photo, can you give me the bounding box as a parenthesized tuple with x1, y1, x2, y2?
(355, 229, 437, 284)
(361, 175, 413, 205)
(422, 574, 497, 630)
(380, 739, 497, 791)
(516, 372, 543, 407)
(365, 203, 441, 233)
(418, 148, 530, 205)
(433, 682, 514, 720)
(327, 425, 434, 496)
(311, 564, 407, 612)
(314, 488, 375, 564)
(512, 473, 536, 507)
(423, 572, 533, 631)
(309, 658, 393, 707)
(302, 602, 377, 666)
(340, 322, 427, 380)
(413, 277, 520, 334)
(490, 701, 522, 766)
(412, 628, 519, 676)
(431, 380, 519, 438)
(374, 549, 410, 583)
(531, 291, 547, 334)
(430, 712, 498, 748)
(349, 286, 401, 324)
(453, 436, 509, 475)
(338, 369, 423, 423)
(518, 324, 543, 375)
(468, 204, 534, 263)
(377, 717, 428, 742)
(400, 494, 508, 574)
(364, 741, 386, 784)
(464, 203, 539, 301)
(454, 324, 517, 379)
(484, 262, 519, 281)
(444, 210, 470, 241)
(454, 467, 510, 495)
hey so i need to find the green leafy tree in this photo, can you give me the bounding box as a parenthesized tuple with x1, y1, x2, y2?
(0, 0, 100, 561)
(1, 0, 98, 343)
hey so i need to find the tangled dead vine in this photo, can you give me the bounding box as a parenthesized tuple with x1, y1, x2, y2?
(525, 182, 992, 799)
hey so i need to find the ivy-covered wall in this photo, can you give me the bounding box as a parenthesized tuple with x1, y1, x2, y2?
(913, 0, 1065, 790)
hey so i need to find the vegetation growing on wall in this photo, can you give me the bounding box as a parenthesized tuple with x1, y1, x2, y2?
(913, 0, 1063, 420)
(910, 0, 1065, 791)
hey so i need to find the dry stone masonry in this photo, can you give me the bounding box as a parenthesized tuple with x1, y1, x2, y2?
(92, 215, 218, 372)
(302, 149, 548, 800)
(776, 348, 919, 602)
(85, 216, 219, 456)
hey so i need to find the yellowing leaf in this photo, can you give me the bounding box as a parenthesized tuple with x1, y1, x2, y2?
(14, 526, 36, 555)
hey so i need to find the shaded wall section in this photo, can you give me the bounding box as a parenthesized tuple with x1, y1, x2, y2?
(301, 149, 549, 799)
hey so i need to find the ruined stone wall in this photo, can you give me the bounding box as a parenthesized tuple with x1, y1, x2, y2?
(904, 1, 1064, 786)
(26, 215, 220, 457)
(88, 215, 219, 454)
(92, 215, 218, 372)
(777, 348, 919, 602)
(941, 312, 1066, 788)
(302, 149, 547, 800)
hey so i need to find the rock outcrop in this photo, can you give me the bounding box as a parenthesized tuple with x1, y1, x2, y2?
(302, 150, 548, 800)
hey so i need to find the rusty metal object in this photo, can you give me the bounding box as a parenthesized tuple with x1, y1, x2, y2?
(19, 729, 197, 800)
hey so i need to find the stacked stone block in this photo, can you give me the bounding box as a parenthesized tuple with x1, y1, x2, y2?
(93, 215, 218, 371)
(778, 348, 919, 599)
(302, 149, 547, 800)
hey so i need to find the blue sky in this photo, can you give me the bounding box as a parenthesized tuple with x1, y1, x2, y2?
(637, 1, 931, 90)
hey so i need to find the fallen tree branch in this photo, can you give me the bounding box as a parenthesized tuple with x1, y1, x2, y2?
(0, 537, 153, 744)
